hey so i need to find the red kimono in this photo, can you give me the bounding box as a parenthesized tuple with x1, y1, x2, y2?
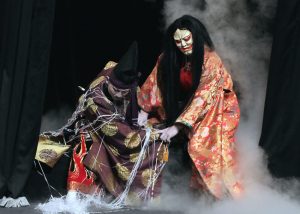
(138, 50, 243, 199)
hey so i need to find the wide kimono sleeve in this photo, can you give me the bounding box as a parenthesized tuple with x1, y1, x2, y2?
(176, 52, 224, 129)
(138, 58, 163, 113)
(77, 61, 116, 106)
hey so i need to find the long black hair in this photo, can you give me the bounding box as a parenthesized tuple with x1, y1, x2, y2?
(158, 15, 214, 125)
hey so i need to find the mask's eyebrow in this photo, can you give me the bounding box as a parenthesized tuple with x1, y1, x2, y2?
(183, 34, 191, 40)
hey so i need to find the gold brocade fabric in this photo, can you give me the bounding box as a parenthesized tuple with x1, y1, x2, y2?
(35, 136, 70, 168)
(115, 163, 130, 181)
(81, 67, 165, 199)
(124, 132, 141, 149)
(100, 122, 118, 136)
(108, 145, 120, 156)
(138, 50, 243, 199)
(37, 61, 166, 201)
(88, 61, 117, 89)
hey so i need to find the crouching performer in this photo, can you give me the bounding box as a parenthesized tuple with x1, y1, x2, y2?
(35, 42, 167, 206)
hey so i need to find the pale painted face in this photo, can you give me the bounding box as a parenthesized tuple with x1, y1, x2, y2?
(107, 82, 130, 101)
(173, 28, 193, 55)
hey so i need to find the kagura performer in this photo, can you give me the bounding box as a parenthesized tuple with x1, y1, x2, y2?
(36, 42, 167, 205)
(137, 15, 243, 199)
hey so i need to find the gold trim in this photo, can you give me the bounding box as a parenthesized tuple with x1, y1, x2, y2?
(104, 61, 117, 70)
(35, 136, 70, 168)
(89, 76, 105, 89)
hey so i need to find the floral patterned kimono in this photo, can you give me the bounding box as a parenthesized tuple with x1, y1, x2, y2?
(138, 50, 243, 199)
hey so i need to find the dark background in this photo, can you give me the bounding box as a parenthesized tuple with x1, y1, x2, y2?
(32, 0, 166, 200)
(44, 0, 164, 113)
(259, 0, 300, 177)
(0, 0, 165, 200)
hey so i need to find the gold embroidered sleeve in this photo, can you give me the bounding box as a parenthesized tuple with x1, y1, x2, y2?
(89, 61, 117, 89)
(99, 120, 146, 149)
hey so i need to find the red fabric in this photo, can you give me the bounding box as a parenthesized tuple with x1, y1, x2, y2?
(67, 133, 96, 193)
(180, 66, 193, 91)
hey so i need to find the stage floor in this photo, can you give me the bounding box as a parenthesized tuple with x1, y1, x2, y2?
(0, 204, 182, 214)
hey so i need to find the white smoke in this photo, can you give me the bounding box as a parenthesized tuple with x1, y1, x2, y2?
(164, 0, 273, 121)
(152, 0, 300, 213)
(40, 106, 73, 132)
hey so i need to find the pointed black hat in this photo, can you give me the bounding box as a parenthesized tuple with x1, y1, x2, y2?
(110, 41, 138, 88)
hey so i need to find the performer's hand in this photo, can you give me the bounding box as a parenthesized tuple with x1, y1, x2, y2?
(157, 125, 179, 142)
(137, 110, 149, 126)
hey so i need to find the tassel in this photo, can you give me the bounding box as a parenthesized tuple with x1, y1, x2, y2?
(163, 145, 169, 162)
